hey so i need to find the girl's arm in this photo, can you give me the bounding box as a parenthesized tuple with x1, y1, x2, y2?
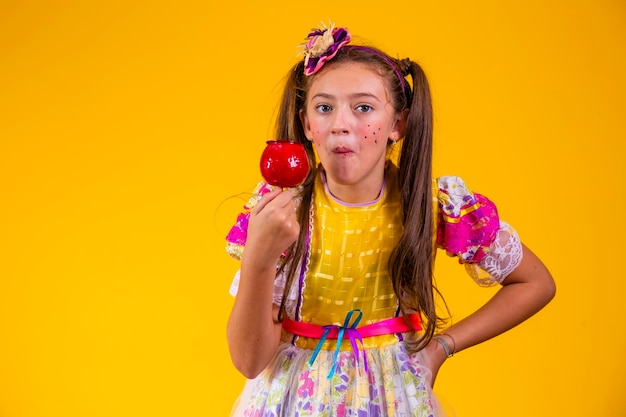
(226, 189, 300, 379)
(424, 243, 556, 382)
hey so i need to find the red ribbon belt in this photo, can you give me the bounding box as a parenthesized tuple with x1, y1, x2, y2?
(282, 311, 422, 379)
(282, 313, 422, 339)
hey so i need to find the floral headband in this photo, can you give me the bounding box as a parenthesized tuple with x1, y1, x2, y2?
(300, 22, 351, 76)
(300, 22, 408, 94)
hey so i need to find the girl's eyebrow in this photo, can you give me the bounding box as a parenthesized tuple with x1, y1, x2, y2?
(310, 92, 382, 101)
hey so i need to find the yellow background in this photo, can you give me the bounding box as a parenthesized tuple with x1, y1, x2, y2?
(1, 1, 624, 416)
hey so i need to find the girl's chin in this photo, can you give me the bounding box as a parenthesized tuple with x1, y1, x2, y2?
(325, 168, 363, 186)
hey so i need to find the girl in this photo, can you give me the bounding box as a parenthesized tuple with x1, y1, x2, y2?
(225, 23, 555, 416)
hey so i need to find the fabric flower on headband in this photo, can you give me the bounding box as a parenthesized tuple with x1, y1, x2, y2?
(300, 22, 351, 76)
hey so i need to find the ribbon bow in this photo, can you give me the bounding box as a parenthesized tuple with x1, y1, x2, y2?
(309, 309, 369, 379)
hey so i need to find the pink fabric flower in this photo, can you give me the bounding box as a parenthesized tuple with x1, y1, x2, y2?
(302, 24, 352, 76)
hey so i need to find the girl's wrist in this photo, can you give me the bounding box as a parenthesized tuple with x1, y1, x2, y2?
(241, 246, 280, 271)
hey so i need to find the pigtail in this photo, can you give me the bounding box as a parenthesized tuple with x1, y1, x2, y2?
(276, 63, 306, 145)
(390, 60, 443, 351)
(274, 62, 317, 322)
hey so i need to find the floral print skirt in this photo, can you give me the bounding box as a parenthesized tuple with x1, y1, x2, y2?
(230, 341, 445, 417)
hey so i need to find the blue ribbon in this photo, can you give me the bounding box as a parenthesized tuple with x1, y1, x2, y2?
(308, 309, 368, 379)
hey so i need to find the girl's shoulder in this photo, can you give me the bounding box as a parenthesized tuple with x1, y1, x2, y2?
(435, 175, 495, 220)
(435, 175, 477, 207)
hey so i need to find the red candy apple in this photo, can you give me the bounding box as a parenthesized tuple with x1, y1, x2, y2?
(260, 140, 310, 188)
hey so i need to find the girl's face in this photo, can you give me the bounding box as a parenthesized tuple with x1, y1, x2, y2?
(301, 62, 405, 203)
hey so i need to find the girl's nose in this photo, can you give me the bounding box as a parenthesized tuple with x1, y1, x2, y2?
(330, 108, 350, 135)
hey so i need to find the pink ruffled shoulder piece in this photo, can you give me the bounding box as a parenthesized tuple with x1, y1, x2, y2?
(225, 182, 276, 260)
(436, 176, 500, 264)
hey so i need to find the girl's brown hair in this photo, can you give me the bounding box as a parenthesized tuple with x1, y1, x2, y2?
(274, 45, 443, 351)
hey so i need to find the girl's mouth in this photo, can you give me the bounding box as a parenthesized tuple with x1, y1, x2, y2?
(333, 146, 353, 156)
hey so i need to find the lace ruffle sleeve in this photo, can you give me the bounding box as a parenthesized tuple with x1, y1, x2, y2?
(436, 176, 522, 286)
(465, 221, 523, 286)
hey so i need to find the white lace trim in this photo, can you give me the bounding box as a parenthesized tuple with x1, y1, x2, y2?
(228, 269, 240, 297)
(464, 220, 523, 286)
(272, 261, 300, 315)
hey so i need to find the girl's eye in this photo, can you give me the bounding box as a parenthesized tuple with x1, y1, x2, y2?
(316, 104, 332, 113)
(356, 104, 373, 113)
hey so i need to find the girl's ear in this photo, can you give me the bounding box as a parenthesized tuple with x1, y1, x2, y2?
(389, 108, 409, 140)
(299, 109, 313, 140)
(299, 109, 310, 137)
